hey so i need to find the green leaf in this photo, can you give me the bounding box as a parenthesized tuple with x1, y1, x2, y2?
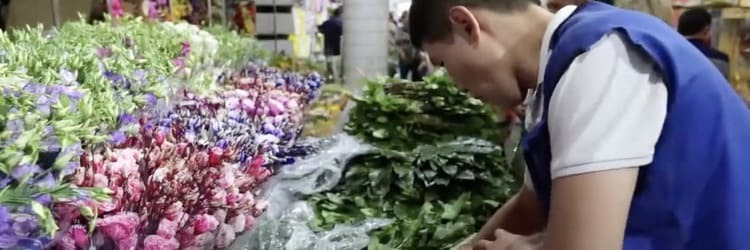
(30, 201, 58, 235)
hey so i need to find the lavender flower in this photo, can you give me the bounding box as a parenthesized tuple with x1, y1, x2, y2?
(143, 93, 157, 106)
(33, 174, 56, 189)
(118, 114, 136, 125)
(11, 214, 38, 236)
(32, 194, 52, 206)
(109, 131, 127, 145)
(0, 178, 11, 189)
(10, 164, 41, 181)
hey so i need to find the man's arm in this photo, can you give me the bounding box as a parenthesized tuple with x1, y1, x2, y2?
(541, 168, 638, 250)
(472, 185, 545, 243)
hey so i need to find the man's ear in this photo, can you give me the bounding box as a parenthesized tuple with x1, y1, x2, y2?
(447, 6, 481, 45)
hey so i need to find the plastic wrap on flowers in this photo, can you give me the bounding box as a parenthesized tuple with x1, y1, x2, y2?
(229, 135, 391, 250)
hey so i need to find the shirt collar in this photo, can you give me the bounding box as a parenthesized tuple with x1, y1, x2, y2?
(537, 5, 578, 84)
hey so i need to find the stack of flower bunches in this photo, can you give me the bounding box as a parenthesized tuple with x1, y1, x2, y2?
(0, 16, 314, 250)
(53, 64, 322, 250)
(309, 73, 520, 249)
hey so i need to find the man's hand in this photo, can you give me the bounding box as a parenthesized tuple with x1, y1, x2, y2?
(460, 230, 544, 250)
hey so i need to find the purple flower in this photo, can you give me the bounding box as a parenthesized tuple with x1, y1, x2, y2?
(0, 178, 11, 189)
(22, 84, 42, 95)
(61, 162, 78, 176)
(143, 93, 157, 106)
(41, 129, 60, 151)
(35, 96, 53, 115)
(63, 88, 83, 100)
(133, 69, 146, 83)
(33, 174, 55, 189)
(32, 194, 52, 206)
(11, 213, 38, 235)
(171, 58, 185, 70)
(5, 119, 23, 133)
(109, 131, 127, 145)
(10, 164, 41, 181)
(118, 114, 136, 125)
(180, 41, 190, 57)
(14, 237, 44, 250)
(59, 69, 77, 84)
(0, 232, 18, 249)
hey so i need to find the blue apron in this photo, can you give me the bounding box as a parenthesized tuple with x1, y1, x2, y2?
(521, 2, 750, 249)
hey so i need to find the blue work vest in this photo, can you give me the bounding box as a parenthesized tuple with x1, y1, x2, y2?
(521, 2, 750, 249)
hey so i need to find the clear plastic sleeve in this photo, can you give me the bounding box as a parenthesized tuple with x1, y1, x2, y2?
(230, 135, 391, 250)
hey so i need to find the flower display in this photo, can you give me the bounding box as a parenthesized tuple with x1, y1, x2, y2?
(0, 15, 317, 250)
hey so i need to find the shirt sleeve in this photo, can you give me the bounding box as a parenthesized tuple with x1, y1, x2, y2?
(546, 32, 668, 180)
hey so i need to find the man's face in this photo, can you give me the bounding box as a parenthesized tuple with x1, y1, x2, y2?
(420, 7, 524, 108)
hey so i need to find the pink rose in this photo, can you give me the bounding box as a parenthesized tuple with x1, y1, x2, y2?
(213, 209, 227, 224)
(229, 214, 246, 232)
(225, 191, 242, 205)
(156, 218, 178, 239)
(143, 235, 180, 250)
(72, 167, 86, 186)
(96, 200, 117, 213)
(69, 224, 90, 249)
(117, 234, 137, 250)
(96, 212, 139, 241)
(210, 189, 227, 206)
(215, 224, 236, 249)
(125, 177, 144, 202)
(53, 204, 80, 223)
(192, 214, 219, 234)
(93, 174, 109, 188)
(164, 201, 184, 221)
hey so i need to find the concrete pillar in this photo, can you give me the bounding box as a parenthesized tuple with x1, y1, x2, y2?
(342, 0, 388, 95)
(335, 0, 389, 131)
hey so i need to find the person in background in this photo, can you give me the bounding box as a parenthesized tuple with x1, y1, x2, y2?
(679, 7, 730, 78)
(88, 0, 109, 24)
(395, 12, 423, 81)
(407, 0, 750, 249)
(388, 12, 400, 77)
(318, 7, 343, 83)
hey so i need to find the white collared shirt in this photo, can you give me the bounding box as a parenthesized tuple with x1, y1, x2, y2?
(524, 6, 668, 189)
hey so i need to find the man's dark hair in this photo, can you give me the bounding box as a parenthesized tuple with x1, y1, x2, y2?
(408, 0, 534, 48)
(678, 8, 712, 36)
(332, 7, 343, 17)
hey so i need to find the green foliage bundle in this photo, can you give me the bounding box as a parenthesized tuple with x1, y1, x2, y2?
(309, 73, 520, 249)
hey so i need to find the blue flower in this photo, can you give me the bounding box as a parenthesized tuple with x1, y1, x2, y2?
(10, 164, 41, 181)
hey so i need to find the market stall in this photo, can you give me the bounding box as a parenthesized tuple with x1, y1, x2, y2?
(0, 16, 322, 249)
